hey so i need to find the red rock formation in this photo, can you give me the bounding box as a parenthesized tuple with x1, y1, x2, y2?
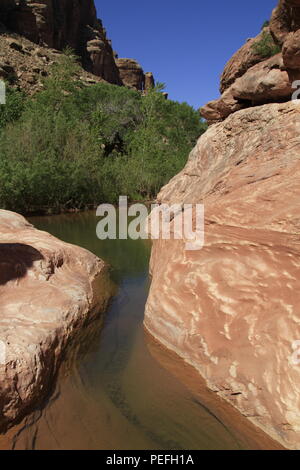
(144, 72, 155, 90)
(145, 101, 300, 449)
(220, 28, 271, 94)
(115, 58, 145, 90)
(145, 0, 300, 449)
(0, 1, 155, 90)
(201, 0, 300, 124)
(115, 58, 155, 91)
(0, 210, 112, 431)
(0, 0, 121, 84)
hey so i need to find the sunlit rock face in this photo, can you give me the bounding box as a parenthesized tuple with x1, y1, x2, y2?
(145, 101, 300, 449)
(0, 210, 112, 431)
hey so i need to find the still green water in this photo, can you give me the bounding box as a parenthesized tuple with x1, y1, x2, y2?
(13, 211, 248, 450)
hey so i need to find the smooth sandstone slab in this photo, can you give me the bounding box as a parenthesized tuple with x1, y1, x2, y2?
(0, 210, 111, 430)
(145, 101, 300, 449)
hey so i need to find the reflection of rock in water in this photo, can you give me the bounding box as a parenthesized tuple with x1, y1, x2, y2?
(145, 331, 284, 451)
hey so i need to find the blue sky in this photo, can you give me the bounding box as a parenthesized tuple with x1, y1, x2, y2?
(95, 0, 277, 109)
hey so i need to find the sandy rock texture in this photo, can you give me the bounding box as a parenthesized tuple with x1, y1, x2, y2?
(145, 101, 300, 449)
(0, 210, 112, 431)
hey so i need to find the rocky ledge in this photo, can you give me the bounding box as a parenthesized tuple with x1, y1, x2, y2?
(201, 0, 300, 124)
(144, 0, 300, 449)
(0, 210, 112, 431)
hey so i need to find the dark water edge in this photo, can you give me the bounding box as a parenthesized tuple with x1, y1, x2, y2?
(1, 211, 282, 450)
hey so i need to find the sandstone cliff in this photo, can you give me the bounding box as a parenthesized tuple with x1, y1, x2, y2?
(0, 210, 112, 431)
(145, 0, 300, 449)
(0, 0, 154, 91)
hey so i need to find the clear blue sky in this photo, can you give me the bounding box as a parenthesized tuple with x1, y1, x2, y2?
(95, 0, 277, 109)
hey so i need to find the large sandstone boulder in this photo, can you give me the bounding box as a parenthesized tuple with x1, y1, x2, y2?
(145, 102, 300, 448)
(0, 210, 112, 431)
(203, 1, 300, 123)
(145, 101, 300, 449)
(201, 54, 294, 123)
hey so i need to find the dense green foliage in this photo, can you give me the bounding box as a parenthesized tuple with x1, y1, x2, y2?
(0, 54, 206, 213)
(252, 30, 281, 58)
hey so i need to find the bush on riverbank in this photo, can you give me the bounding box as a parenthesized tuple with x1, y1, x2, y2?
(0, 53, 207, 213)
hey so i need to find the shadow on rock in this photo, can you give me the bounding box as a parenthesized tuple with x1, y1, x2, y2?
(0, 243, 44, 285)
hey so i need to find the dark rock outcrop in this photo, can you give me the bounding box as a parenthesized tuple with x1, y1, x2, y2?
(270, 0, 300, 45)
(0, 1, 155, 90)
(145, 100, 300, 450)
(0, 0, 120, 84)
(115, 58, 155, 91)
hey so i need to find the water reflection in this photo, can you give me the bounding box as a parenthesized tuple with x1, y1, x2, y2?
(5, 211, 281, 450)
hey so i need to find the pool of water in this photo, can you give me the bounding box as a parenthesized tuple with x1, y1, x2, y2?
(6, 211, 280, 450)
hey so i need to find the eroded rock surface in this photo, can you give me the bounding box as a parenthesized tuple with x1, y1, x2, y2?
(0, 210, 111, 430)
(220, 28, 270, 94)
(0, 0, 155, 90)
(202, 0, 300, 123)
(145, 100, 300, 449)
(115, 58, 145, 91)
(0, 0, 121, 84)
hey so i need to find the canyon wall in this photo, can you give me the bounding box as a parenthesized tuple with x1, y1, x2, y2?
(0, 0, 154, 90)
(201, 0, 300, 124)
(145, 0, 300, 449)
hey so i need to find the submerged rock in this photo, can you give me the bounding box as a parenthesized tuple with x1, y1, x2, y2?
(0, 210, 112, 430)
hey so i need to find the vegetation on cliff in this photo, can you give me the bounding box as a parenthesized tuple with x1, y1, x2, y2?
(0, 53, 206, 213)
(251, 30, 281, 58)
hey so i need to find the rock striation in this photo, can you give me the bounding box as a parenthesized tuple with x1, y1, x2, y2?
(145, 0, 300, 450)
(0, 210, 112, 431)
(145, 100, 300, 450)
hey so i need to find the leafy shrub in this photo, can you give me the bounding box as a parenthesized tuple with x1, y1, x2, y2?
(0, 54, 207, 213)
(0, 87, 26, 129)
(252, 31, 281, 58)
